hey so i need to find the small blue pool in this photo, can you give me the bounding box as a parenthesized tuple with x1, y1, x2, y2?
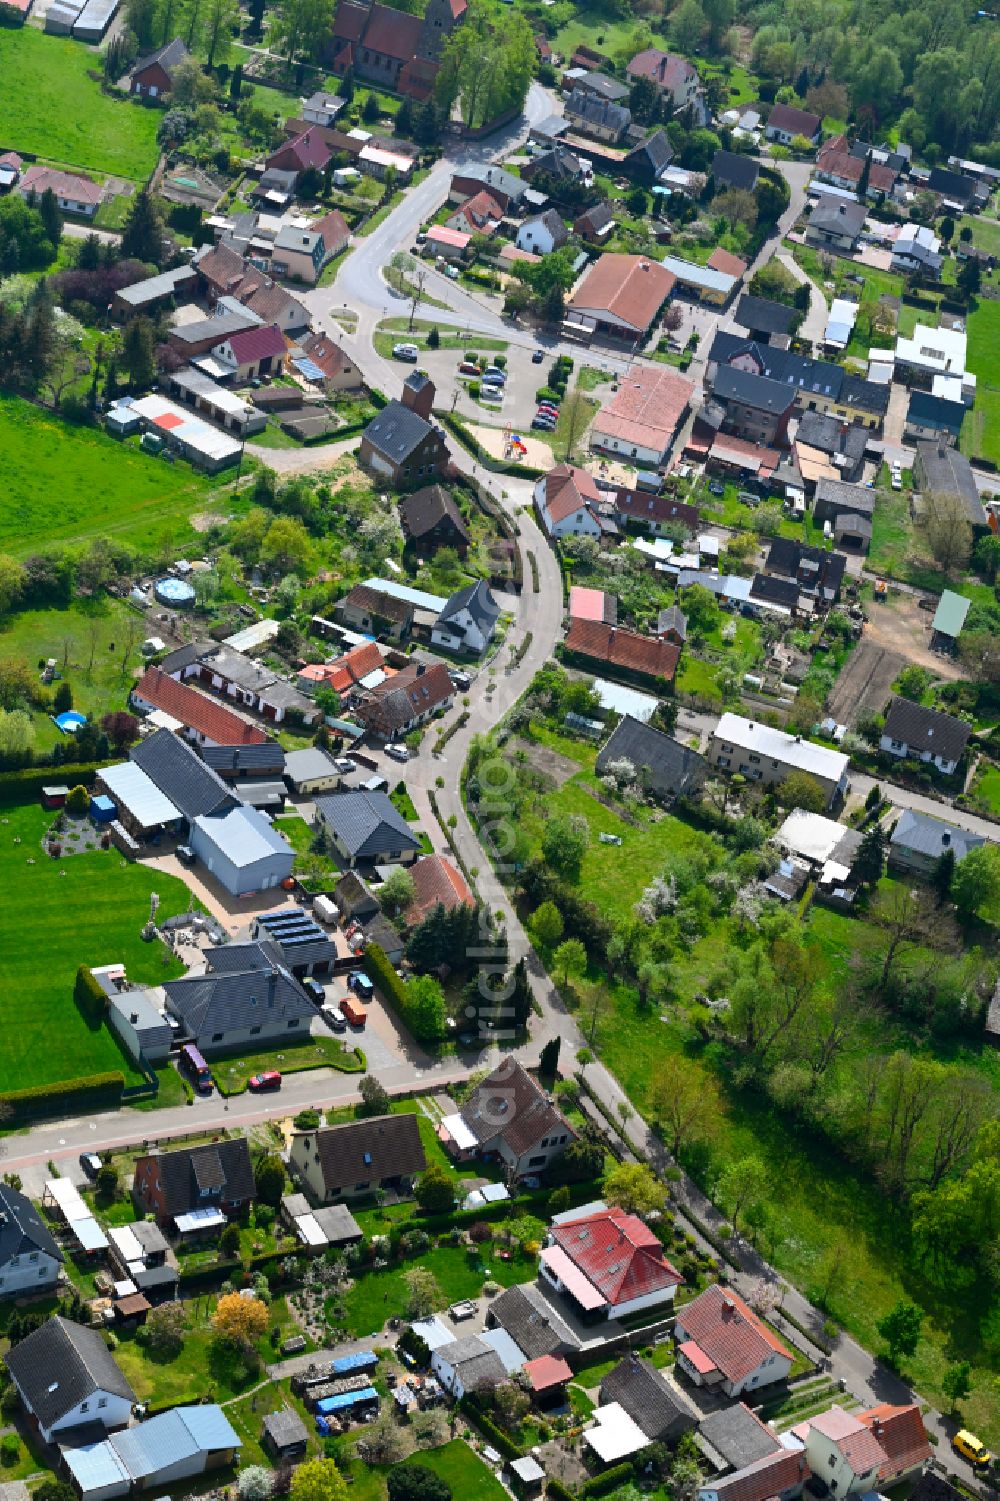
(53, 711, 87, 733)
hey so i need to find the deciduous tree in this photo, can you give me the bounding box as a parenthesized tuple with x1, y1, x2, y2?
(213, 1291, 269, 1348)
(876, 1299, 923, 1364)
(650, 1053, 721, 1159)
(289, 1458, 349, 1501)
(603, 1161, 667, 1215)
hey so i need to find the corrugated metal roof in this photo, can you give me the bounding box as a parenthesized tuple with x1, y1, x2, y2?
(100, 761, 179, 829)
(192, 805, 292, 866)
(63, 1439, 130, 1494)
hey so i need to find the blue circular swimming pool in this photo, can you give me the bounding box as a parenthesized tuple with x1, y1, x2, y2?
(154, 577, 197, 607)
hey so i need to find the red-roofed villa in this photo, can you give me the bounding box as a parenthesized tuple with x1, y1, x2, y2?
(674, 1284, 793, 1396)
(540, 1206, 683, 1323)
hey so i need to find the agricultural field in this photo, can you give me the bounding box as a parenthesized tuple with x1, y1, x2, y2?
(0, 30, 159, 180)
(0, 398, 221, 556)
(0, 804, 190, 1095)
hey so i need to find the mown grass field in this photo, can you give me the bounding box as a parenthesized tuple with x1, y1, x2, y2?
(340, 1439, 509, 1501)
(0, 29, 159, 180)
(0, 804, 191, 1094)
(963, 298, 1000, 465)
(0, 598, 146, 754)
(0, 398, 219, 556)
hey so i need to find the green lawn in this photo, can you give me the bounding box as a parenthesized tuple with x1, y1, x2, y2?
(213, 1035, 366, 1095)
(958, 215, 1000, 256)
(519, 743, 715, 921)
(969, 761, 1000, 814)
(339, 1243, 536, 1337)
(274, 813, 339, 892)
(340, 1439, 508, 1501)
(0, 29, 159, 180)
(0, 598, 149, 755)
(676, 655, 724, 701)
(113, 1302, 296, 1407)
(963, 298, 1000, 465)
(0, 805, 191, 1094)
(0, 398, 218, 557)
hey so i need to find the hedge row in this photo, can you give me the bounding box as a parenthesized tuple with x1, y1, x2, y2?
(439, 412, 545, 480)
(0, 1072, 125, 1122)
(74, 965, 108, 1030)
(363, 941, 444, 1042)
(0, 764, 101, 803)
(578, 1464, 636, 1498)
(546, 1481, 577, 1501)
(461, 1398, 525, 1460)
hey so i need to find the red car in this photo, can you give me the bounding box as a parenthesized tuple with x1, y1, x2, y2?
(248, 1070, 282, 1092)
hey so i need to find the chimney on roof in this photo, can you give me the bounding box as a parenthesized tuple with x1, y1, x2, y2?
(402, 372, 435, 419)
(942, 831, 951, 846)
(721, 1297, 736, 1320)
(130, 1012, 139, 1024)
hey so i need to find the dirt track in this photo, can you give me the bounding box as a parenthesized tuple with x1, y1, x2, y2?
(829, 592, 966, 725)
(828, 638, 904, 725)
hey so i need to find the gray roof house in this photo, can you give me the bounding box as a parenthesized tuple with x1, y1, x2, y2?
(712, 150, 760, 192)
(314, 789, 421, 867)
(432, 579, 500, 654)
(698, 1403, 785, 1470)
(133, 1139, 256, 1226)
(596, 715, 707, 802)
(283, 745, 344, 795)
(163, 941, 315, 1056)
(0, 1183, 64, 1300)
(805, 194, 866, 252)
(431, 1335, 508, 1398)
(5, 1316, 136, 1443)
(442, 1058, 576, 1178)
(359, 400, 446, 487)
(913, 442, 987, 529)
(888, 809, 986, 878)
(565, 89, 631, 143)
(880, 697, 971, 775)
(130, 730, 236, 822)
(487, 1283, 579, 1361)
(657, 604, 688, 642)
(600, 1356, 697, 1442)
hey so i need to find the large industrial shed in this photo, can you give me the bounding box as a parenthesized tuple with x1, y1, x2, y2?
(189, 805, 294, 895)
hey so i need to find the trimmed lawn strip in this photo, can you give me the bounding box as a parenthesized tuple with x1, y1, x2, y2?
(0, 804, 191, 1094)
(213, 1035, 366, 1095)
(340, 1439, 508, 1501)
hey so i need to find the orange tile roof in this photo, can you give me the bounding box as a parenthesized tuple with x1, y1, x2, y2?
(593, 365, 692, 453)
(859, 1406, 933, 1481)
(795, 1409, 888, 1477)
(405, 854, 474, 923)
(524, 1355, 572, 1391)
(564, 620, 680, 682)
(675, 1285, 792, 1385)
(709, 246, 749, 278)
(541, 463, 602, 526)
(134, 668, 268, 745)
(714, 1448, 809, 1501)
(568, 253, 677, 332)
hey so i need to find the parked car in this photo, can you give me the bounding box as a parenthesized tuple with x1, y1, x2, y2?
(445, 265, 460, 280)
(458, 361, 480, 376)
(532, 349, 544, 363)
(385, 742, 409, 762)
(952, 1432, 992, 1469)
(248, 1070, 282, 1092)
(321, 1004, 347, 1032)
(532, 416, 556, 431)
(538, 401, 559, 415)
(333, 758, 357, 774)
(483, 367, 506, 382)
(392, 343, 419, 362)
(177, 844, 196, 865)
(708, 480, 725, 496)
(301, 976, 326, 1005)
(348, 971, 375, 999)
(79, 1152, 102, 1179)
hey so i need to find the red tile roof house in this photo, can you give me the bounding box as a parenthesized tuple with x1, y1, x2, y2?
(447, 189, 505, 237)
(674, 1285, 794, 1396)
(212, 323, 287, 381)
(540, 1206, 683, 1322)
(354, 660, 454, 738)
(569, 586, 617, 624)
(266, 127, 332, 179)
(790, 1410, 884, 1496)
(131, 667, 268, 748)
(404, 853, 474, 924)
(626, 49, 702, 112)
(698, 1446, 809, 1501)
(563, 620, 680, 686)
(17, 164, 103, 219)
(858, 1405, 933, 1486)
(565, 253, 677, 347)
(815, 135, 897, 197)
(533, 464, 604, 540)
